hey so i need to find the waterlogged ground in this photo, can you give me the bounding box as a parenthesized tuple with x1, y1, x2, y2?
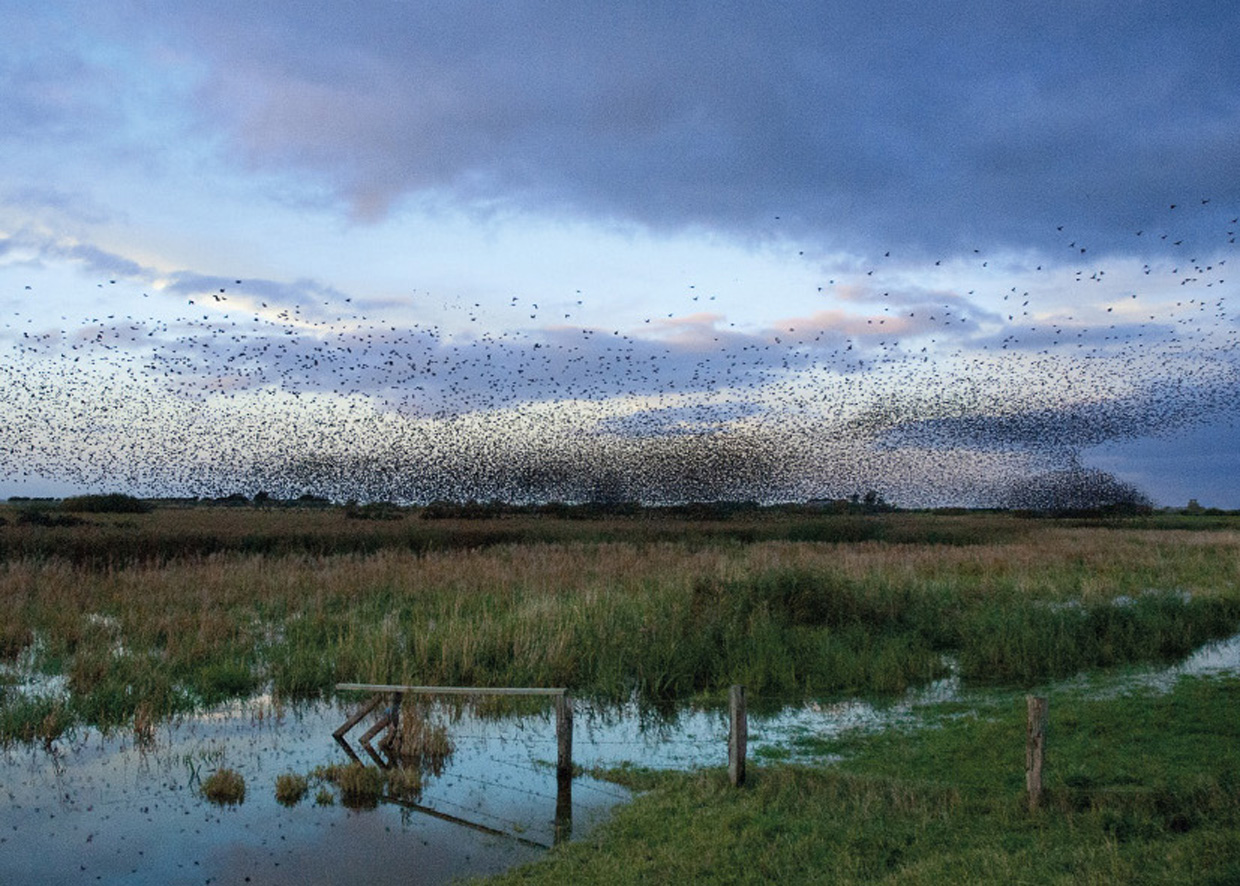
(2, 633, 1239, 885)
(755, 630, 1240, 764)
(0, 699, 628, 885)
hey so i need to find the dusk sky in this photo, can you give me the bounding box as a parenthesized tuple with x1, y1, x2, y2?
(1, 1, 1237, 507)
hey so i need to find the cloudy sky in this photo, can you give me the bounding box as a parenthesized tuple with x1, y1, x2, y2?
(1, 1, 1237, 506)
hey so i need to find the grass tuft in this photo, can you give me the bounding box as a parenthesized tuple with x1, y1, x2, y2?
(201, 768, 246, 805)
(313, 762, 387, 809)
(274, 772, 309, 807)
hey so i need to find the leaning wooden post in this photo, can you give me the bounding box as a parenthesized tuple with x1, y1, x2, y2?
(333, 693, 383, 742)
(555, 691, 573, 779)
(385, 691, 403, 755)
(729, 684, 747, 787)
(1026, 695, 1048, 812)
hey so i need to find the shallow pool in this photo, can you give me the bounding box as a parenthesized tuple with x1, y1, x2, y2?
(2, 631, 1237, 884)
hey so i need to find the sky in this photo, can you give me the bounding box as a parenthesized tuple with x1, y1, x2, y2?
(1, 1, 1238, 507)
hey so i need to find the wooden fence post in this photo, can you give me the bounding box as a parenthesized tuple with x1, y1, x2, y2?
(1026, 695, 1048, 811)
(554, 691, 573, 842)
(729, 684, 747, 787)
(384, 690, 403, 755)
(556, 692, 573, 780)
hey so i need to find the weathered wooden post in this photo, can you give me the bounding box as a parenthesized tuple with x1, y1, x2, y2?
(334, 693, 383, 745)
(555, 691, 573, 779)
(335, 683, 575, 839)
(358, 710, 392, 767)
(729, 684, 747, 787)
(554, 771, 573, 845)
(385, 690, 403, 756)
(555, 691, 573, 843)
(1026, 695, 1048, 811)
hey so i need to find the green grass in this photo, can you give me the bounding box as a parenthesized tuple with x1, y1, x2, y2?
(2, 506, 1236, 881)
(0, 506, 1030, 567)
(956, 591, 1240, 686)
(482, 676, 1240, 885)
(1, 508, 1238, 741)
(0, 693, 73, 745)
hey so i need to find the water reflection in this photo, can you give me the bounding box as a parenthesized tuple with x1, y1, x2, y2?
(331, 690, 575, 846)
(1, 634, 1237, 884)
(0, 697, 623, 884)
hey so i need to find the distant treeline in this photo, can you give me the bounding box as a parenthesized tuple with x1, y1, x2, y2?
(3, 490, 1236, 520)
(2, 491, 898, 520)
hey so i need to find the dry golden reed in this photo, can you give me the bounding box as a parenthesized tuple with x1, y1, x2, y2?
(2, 508, 1238, 737)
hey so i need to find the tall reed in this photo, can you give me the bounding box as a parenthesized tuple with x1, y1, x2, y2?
(1, 510, 1238, 739)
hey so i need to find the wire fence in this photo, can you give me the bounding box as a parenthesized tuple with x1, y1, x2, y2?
(332, 677, 1073, 843)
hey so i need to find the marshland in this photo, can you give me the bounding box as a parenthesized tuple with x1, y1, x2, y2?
(2, 500, 1239, 883)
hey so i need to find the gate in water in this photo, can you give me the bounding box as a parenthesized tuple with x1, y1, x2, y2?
(334, 682, 574, 845)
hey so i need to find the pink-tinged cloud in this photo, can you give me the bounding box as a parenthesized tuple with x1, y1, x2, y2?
(641, 312, 753, 349)
(775, 309, 937, 340)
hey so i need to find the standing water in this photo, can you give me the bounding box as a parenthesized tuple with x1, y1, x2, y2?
(2, 632, 1238, 884)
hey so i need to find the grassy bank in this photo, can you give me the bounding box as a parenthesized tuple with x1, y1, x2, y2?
(1, 508, 1238, 741)
(0, 506, 1030, 567)
(482, 675, 1240, 885)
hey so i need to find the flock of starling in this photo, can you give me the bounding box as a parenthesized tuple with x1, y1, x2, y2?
(1, 201, 1235, 507)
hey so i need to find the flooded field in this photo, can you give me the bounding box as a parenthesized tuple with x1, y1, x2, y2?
(4, 631, 1238, 884)
(1, 698, 625, 885)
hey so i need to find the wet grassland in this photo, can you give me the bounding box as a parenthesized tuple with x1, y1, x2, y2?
(2, 505, 1239, 883)
(488, 675, 1240, 885)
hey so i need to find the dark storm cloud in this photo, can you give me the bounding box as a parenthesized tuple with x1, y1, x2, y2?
(2, 2, 1237, 506)
(1086, 416, 1240, 509)
(71, 0, 1238, 256)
